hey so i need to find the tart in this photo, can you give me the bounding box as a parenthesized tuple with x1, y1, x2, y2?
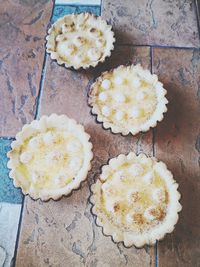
(7, 114, 93, 201)
(88, 64, 168, 135)
(46, 13, 115, 69)
(90, 152, 182, 248)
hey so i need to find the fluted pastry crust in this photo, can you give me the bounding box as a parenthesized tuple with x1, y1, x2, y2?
(90, 152, 182, 248)
(46, 13, 115, 69)
(88, 64, 168, 135)
(7, 114, 93, 201)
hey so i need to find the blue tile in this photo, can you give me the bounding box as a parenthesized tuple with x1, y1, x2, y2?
(0, 138, 23, 204)
(51, 5, 101, 23)
(55, 0, 101, 5)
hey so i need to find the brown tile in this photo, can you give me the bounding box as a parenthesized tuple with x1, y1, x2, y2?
(102, 0, 200, 48)
(152, 48, 200, 266)
(16, 46, 156, 267)
(16, 186, 155, 267)
(92, 45, 151, 78)
(0, 0, 52, 137)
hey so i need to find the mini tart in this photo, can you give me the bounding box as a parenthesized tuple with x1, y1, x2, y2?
(7, 114, 93, 201)
(88, 64, 168, 135)
(90, 153, 182, 248)
(46, 13, 115, 69)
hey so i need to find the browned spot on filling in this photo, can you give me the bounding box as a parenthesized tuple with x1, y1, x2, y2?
(61, 23, 75, 33)
(165, 191, 169, 205)
(131, 192, 140, 202)
(133, 213, 144, 225)
(77, 36, 86, 44)
(114, 203, 120, 212)
(150, 208, 166, 221)
(90, 28, 97, 32)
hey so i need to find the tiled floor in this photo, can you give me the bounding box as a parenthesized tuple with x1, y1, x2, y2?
(102, 0, 200, 47)
(0, 0, 199, 266)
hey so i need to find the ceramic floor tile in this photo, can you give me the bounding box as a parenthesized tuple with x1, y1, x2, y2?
(152, 48, 200, 266)
(0, 202, 21, 267)
(102, 0, 200, 48)
(0, 138, 22, 204)
(52, 5, 101, 22)
(2, 0, 199, 266)
(16, 46, 156, 267)
(55, 0, 101, 5)
(16, 187, 154, 267)
(0, 0, 52, 137)
(0, 138, 22, 267)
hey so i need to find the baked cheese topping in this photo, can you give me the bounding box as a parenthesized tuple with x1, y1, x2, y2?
(89, 64, 168, 135)
(90, 152, 182, 247)
(7, 114, 93, 200)
(17, 131, 83, 191)
(46, 13, 115, 69)
(98, 154, 168, 232)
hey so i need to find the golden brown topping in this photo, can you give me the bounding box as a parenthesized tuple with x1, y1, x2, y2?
(46, 13, 115, 69)
(90, 152, 182, 248)
(114, 203, 120, 212)
(89, 64, 168, 135)
(133, 214, 144, 225)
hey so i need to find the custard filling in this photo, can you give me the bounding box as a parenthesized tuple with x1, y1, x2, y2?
(91, 67, 158, 128)
(98, 158, 168, 233)
(47, 13, 114, 68)
(15, 130, 83, 191)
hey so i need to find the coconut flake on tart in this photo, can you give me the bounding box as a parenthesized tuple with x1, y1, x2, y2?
(90, 152, 182, 248)
(88, 64, 168, 135)
(7, 114, 93, 201)
(46, 13, 115, 69)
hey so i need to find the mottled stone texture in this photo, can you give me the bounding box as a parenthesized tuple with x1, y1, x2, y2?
(0, 138, 22, 204)
(52, 5, 101, 22)
(152, 48, 200, 267)
(1, 0, 200, 265)
(16, 187, 154, 267)
(16, 47, 156, 267)
(0, 0, 52, 137)
(0, 203, 21, 267)
(102, 0, 200, 48)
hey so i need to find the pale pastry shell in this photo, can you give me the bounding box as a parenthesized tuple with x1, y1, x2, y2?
(90, 152, 182, 248)
(88, 64, 168, 135)
(46, 13, 115, 69)
(7, 114, 93, 201)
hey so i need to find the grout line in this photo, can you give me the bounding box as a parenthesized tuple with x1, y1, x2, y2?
(50, 0, 56, 23)
(150, 46, 158, 267)
(12, 195, 25, 267)
(34, 0, 56, 120)
(0, 136, 15, 140)
(100, 0, 103, 15)
(155, 241, 158, 267)
(150, 47, 155, 155)
(152, 128, 156, 157)
(11, 2, 56, 265)
(150, 46, 153, 73)
(194, 0, 200, 40)
(34, 54, 49, 120)
(54, 4, 100, 7)
(117, 43, 200, 50)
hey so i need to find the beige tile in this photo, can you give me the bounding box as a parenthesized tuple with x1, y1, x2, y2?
(152, 48, 200, 267)
(0, 0, 52, 137)
(0, 203, 21, 267)
(102, 0, 200, 47)
(16, 46, 156, 267)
